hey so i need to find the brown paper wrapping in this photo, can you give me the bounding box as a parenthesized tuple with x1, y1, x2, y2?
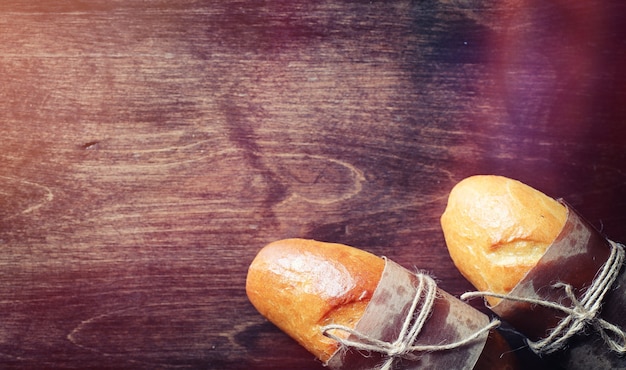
(490, 201, 626, 369)
(326, 259, 490, 370)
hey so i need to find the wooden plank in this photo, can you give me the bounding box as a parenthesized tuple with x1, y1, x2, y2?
(1, 1, 625, 368)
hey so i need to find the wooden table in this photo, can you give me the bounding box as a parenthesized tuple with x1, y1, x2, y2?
(1, 1, 625, 369)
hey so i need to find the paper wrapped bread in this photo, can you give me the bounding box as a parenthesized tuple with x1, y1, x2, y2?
(246, 238, 518, 369)
(440, 175, 567, 305)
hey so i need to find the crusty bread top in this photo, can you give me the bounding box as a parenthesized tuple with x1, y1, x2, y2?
(440, 175, 567, 305)
(245, 238, 384, 362)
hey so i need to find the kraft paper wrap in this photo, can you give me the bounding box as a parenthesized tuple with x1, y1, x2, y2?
(325, 259, 490, 370)
(490, 201, 626, 369)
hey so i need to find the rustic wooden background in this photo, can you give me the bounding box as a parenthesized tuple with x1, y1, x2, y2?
(1, 1, 625, 369)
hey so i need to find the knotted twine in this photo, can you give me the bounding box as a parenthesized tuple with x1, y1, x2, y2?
(462, 240, 626, 356)
(322, 273, 500, 370)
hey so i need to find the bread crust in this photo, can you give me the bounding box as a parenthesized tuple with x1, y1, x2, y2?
(245, 238, 384, 362)
(440, 175, 567, 305)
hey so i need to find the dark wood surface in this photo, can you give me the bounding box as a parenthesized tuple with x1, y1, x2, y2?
(1, 1, 625, 369)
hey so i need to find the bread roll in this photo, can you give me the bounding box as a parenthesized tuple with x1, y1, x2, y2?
(246, 238, 384, 362)
(246, 238, 519, 369)
(440, 175, 567, 305)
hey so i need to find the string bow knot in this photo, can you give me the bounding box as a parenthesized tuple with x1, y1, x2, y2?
(462, 240, 626, 356)
(322, 273, 499, 370)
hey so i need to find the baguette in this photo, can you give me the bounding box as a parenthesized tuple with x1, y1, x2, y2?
(246, 238, 384, 362)
(440, 175, 567, 305)
(246, 238, 518, 369)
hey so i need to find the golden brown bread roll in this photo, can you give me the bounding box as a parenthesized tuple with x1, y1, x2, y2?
(246, 238, 384, 362)
(246, 238, 519, 369)
(440, 175, 567, 305)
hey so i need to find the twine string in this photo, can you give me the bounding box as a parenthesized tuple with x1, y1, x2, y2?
(322, 274, 500, 370)
(461, 240, 626, 355)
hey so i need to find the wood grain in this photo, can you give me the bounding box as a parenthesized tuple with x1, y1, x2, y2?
(1, 1, 625, 368)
